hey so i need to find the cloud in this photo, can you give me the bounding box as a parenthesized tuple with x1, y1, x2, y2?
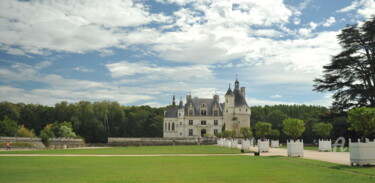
(0, 0, 170, 55)
(337, 0, 375, 18)
(270, 95, 282, 98)
(105, 61, 214, 80)
(322, 16, 336, 27)
(73, 66, 95, 73)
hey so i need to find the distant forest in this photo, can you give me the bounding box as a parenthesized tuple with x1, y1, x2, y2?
(0, 101, 353, 143)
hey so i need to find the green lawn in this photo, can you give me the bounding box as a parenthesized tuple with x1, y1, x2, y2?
(0, 145, 249, 155)
(0, 155, 374, 183)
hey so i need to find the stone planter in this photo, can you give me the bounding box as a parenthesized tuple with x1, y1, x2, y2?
(223, 139, 231, 147)
(258, 139, 269, 152)
(349, 139, 375, 166)
(231, 140, 238, 148)
(319, 139, 331, 152)
(271, 140, 279, 148)
(217, 138, 224, 146)
(242, 140, 251, 150)
(287, 139, 304, 157)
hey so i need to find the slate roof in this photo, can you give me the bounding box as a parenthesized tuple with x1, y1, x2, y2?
(164, 107, 178, 118)
(184, 97, 223, 116)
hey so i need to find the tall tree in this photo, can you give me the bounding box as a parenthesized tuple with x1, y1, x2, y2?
(314, 16, 375, 110)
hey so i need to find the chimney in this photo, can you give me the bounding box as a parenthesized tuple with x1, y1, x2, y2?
(186, 94, 191, 101)
(213, 94, 219, 101)
(241, 87, 245, 97)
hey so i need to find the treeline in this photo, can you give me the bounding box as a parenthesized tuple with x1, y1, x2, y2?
(250, 105, 351, 143)
(0, 101, 164, 143)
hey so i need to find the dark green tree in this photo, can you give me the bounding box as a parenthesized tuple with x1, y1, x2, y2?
(0, 116, 18, 136)
(314, 16, 375, 110)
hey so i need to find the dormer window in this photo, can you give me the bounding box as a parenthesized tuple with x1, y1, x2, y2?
(214, 110, 218, 116)
(202, 103, 205, 107)
(201, 110, 207, 116)
(189, 109, 193, 116)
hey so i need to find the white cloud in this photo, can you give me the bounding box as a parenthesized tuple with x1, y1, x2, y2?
(105, 61, 214, 80)
(270, 95, 282, 98)
(0, 0, 170, 55)
(73, 66, 95, 73)
(323, 16, 336, 27)
(337, 0, 375, 18)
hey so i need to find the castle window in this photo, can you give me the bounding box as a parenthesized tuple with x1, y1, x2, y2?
(214, 129, 218, 135)
(168, 123, 170, 131)
(165, 123, 167, 130)
(246, 109, 248, 112)
(214, 110, 218, 116)
(189, 129, 193, 136)
(180, 133, 182, 136)
(189, 120, 193, 125)
(179, 113, 181, 116)
(201, 110, 207, 116)
(202, 103, 205, 107)
(239, 109, 241, 112)
(201, 120, 206, 125)
(180, 122, 182, 125)
(214, 120, 218, 126)
(189, 110, 193, 116)
(172, 123, 175, 131)
(226, 100, 228, 103)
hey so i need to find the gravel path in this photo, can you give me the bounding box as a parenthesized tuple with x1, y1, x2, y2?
(248, 146, 350, 165)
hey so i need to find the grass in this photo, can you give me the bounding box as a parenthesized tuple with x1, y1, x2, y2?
(0, 155, 374, 183)
(0, 145, 250, 155)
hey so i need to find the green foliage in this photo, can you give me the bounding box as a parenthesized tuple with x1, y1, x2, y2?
(15, 125, 36, 137)
(255, 122, 271, 139)
(0, 116, 18, 136)
(39, 132, 50, 147)
(269, 129, 280, 140)
(312, 123, 333, 139)
(314, 16, 375, 111)
(215, 132, 223, 138)
(221, 130, 231, 138)
(283, 118, 305, 140)
(240, 127, 252, 140)
(348, 107, 375, 139)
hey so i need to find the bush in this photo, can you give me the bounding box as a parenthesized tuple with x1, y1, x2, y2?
(283, 118, 305, 141)
(348, 107, 375, 139)
(255, 122, 271, 140)
(312, 123, 333, 140)
(269, 129, 280, 140)
(16, 125, 36, 137)
(40, 132, 50, 147)
(240, 127, 252, 140)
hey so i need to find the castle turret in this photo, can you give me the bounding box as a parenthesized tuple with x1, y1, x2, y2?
(225, 84, 235, 108)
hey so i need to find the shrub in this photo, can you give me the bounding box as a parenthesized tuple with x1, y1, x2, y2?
(283, 118, 305, 141)
(255, 122, 271, 140)
(16, 125, 36, 137)
(40, 132, 50, 147)
(269, 129, 280, 140)
(348, 107, 375, 139)
(240, 127, 252, 140)
(312, 123, 333, 140)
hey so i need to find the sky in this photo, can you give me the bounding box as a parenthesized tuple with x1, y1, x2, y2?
(0, 0, 375, 108)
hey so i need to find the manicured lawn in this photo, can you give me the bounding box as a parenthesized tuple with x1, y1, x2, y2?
(0, 155, 373, 183)
(0, 145, 249, 155)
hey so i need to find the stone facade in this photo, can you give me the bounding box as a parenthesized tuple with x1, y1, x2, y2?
(163, 79, 251, 138)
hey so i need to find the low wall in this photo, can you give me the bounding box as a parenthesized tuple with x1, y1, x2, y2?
(0, 137, 85, 149)
(108, 137, 216, 146)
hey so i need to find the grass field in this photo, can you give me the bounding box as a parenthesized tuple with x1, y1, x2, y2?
(0, 155, 374, 183)
(0, 146, 373, 182)
(0, 145, 249, 154)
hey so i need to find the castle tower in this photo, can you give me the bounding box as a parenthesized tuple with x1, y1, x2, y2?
(223, 79, 251, 135)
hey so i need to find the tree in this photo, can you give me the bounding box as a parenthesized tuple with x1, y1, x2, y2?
(0, 116, 18, 136)
(269, 129, 280, 140)
(255, 122, 271, 140)
(267, 110, 289, 130)
(16, 125, 36, 137)
(312, 123, 333, 140)
(283, 118, 305, 141)
(240, 127, 252, 140)
(314, 16, 375, 111)
(348, 107, 375, 139)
